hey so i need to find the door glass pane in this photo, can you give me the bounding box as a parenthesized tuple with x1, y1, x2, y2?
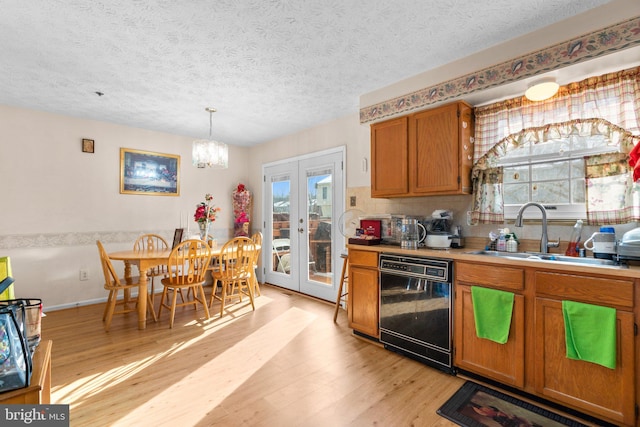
(271, 175, 291, 275)
(307, 168, 332, 285)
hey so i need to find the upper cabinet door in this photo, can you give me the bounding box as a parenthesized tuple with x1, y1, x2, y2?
(410, 101, 473, 195)
(370, 116, 408, 197)
(410, 103, 459, 194)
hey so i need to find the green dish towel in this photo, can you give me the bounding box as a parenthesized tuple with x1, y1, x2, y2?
(562, 300, 616, 369)
(471, 286, 514, 344)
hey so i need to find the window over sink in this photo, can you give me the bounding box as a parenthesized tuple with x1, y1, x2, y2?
(500, 134, 614, 220)
(469, 66, 640, 225)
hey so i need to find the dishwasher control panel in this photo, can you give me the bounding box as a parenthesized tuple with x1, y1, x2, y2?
(379, 254, 451, 282)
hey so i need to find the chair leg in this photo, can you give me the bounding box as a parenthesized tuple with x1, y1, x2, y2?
(197, 285, 210, 319)
(147, 292, 158, 322)
(208, 279, 218, 309)
(104, 290, 119, 332)
(219, 281, 228, 317)
(149, 274, 155, 299)
(169, 287, 178, 328)
(333, 254, 349, 322)
(163, 288, 185, 305)
(157, 286, 169, 319)
(252, 268, 261, 297)
(235, 281, 243, 302)
(103, 290, 115, 321)
(245, 279, 255, 311)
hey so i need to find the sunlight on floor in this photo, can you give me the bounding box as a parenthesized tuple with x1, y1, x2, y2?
(52, 296, 274, 406)
(53, 352, 170, 405)
(113, 307, 317, 426)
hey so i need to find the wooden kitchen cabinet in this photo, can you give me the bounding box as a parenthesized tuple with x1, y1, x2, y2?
(370, 101, 473, 198)
(347, 249, 379, 338)
(534, 271, 636, 426)
(454, 259, 638, 427)
(454, 262, 526, 388)
(370, 116, 408, 197)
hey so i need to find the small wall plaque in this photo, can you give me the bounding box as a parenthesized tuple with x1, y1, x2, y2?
(82, 138, 95, 153)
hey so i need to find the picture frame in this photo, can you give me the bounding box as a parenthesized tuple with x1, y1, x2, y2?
(120, 148, 180, 196)
(82, 138, 94, 153)
(171, 228, 184, 249)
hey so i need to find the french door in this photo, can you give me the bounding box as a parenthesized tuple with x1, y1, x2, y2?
(262, 148, 344, 301)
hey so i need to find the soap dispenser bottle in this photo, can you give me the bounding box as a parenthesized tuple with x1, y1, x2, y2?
(565, 219, 583, 257)
(496, 229, 507, 251)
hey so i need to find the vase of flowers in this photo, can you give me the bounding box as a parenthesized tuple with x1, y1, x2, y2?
(194, 193, 221, 240)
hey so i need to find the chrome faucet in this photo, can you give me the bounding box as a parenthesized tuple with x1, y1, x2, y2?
(514, 202, 560, 253)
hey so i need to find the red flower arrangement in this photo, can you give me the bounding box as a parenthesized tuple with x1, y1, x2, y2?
(194, 194, 221, 223)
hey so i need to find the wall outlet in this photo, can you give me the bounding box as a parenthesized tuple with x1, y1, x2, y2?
(79, 269, 89, 281)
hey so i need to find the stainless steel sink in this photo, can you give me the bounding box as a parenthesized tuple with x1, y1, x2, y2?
(465, 250, 627, 268)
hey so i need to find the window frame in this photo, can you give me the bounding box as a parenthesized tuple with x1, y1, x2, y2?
(500, 138, 618, 220)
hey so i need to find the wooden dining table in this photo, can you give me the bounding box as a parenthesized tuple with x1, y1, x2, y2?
(108, 241, 260, 329)
(108, 248, 173, 330)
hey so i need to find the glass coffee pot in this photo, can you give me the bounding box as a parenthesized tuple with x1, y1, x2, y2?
(400, 218, 425, 249)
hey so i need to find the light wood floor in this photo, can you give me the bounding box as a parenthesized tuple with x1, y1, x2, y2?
(42, 284, 463, 427)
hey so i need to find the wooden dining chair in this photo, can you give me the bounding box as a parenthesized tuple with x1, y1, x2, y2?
(133, 234, 170, 299)
(96, 240, 157, 331)
(250, 231, 263, 296)
(157, 239, 212, 328)
(209, 237, 257, 317)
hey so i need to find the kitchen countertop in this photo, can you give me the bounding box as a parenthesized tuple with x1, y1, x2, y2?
(347, 243, 640, 279)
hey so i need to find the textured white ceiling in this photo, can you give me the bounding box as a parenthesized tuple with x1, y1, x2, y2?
(0, 0, 612, 146)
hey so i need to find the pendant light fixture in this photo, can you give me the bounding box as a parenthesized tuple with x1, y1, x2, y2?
(524, 77, 560, 101)
(192, 107, 229, 169)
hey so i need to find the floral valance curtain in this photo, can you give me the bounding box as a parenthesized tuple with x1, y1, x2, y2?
(470, 66, 640, 225)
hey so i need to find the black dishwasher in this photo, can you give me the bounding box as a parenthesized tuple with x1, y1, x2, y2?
(379, 253, 454, 374)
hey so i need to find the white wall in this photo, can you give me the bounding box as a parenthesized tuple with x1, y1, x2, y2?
(245, 113, 371, 232)
(0, 105, 250, 309)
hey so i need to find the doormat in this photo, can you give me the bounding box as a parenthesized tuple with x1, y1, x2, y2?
(437, 381, 590, 427)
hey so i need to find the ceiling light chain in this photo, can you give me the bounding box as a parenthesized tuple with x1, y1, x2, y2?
(192, 107, 229, 169)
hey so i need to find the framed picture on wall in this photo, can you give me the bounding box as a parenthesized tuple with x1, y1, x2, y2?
(82, 138, 95, 153)
(120, 148, 180, 196)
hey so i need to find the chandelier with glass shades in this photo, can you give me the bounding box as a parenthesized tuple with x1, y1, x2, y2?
(192, 107, 229, 169)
